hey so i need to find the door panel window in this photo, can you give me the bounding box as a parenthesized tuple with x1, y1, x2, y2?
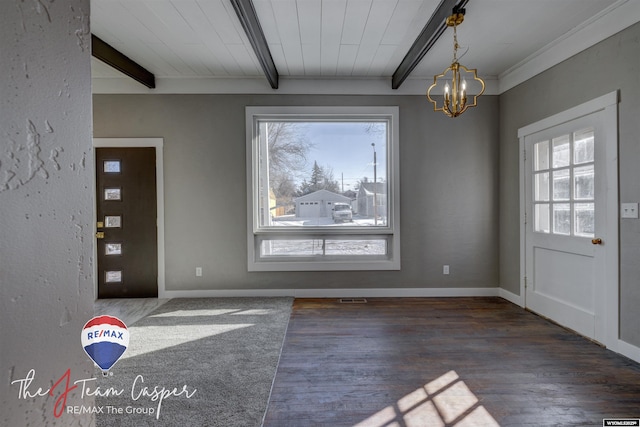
(104, 160, 121, 173)
(105, 243, 122, 256)
(105, 215, 121, 228)
(532, 128, 595, 238)
(105, 271, 122, 283)
(104, 188, 121, 201)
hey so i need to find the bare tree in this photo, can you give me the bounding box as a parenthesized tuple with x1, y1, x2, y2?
(268, 122, 311, 177)
(267, 122, 313, 205)
(364, 122, 385, 136)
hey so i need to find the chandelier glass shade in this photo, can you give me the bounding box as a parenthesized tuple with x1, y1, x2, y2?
(427, 13, 485, 118)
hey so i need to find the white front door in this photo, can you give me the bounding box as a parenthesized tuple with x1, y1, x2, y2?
(520, 93, 618, 346)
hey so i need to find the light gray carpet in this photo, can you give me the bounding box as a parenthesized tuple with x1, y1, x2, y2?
(95, 297, 293, 427)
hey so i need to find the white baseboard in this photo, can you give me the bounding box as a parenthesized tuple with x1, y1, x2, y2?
(615, 339, 640, 364)
(499, 288, 524, 307)
(161, 287, 501, 299)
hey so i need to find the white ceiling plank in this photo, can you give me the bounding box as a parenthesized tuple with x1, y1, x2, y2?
(367, 44, 397, 76)
(297, 0, 322, 75)
(321, 0, 347, 76)
(271, 0, 305, 75)
(172, 43, 229, 76)
(144, 42, 199, 77)
(170, 1, 233, 76)
(298, 0, 321, 45)
(252, 0, 282, 43)
(90, 3, 126, 45)
(119, 1, 190, 46)
(227, 44, 263, 76)
(351, 0, 398, 75)
(148, 1, 201, 43)
(381, 0, 423, 45)
(122, 42, 182, 77)
(382, 0, 443, 78)
(93, 2, 159, 46)
(302, 43, 322, 76)
(336, 44, 359, 76)
(341, 0, 372, 45)
(197, 0, 244, 45)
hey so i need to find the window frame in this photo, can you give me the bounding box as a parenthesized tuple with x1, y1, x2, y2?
(245, 106, 400, 271)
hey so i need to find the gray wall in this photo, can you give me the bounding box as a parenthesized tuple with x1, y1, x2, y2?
(0, 1, 95, 425)
(499, 22, 640, 346)
(93, 94, 499, 292)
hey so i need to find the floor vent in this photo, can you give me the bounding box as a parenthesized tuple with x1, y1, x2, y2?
(339, 298, 368, 304)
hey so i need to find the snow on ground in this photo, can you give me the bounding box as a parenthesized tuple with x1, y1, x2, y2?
(263, 215, 387, 256)
(271, 214, 387, 227)
(264, 238, 386, 256)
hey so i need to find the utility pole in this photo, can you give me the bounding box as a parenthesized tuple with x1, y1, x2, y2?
(372, 143, 377, 226)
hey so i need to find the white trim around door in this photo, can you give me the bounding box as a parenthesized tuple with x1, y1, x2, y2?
(92, 138, 165, 299)
(518, 91, 619, 350)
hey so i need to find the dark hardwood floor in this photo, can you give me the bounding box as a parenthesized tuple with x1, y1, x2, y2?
(263, 297, 640, 427)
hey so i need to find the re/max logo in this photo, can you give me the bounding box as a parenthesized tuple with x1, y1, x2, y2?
(86, 330, 124, 340)
(603, 419, 640, 426)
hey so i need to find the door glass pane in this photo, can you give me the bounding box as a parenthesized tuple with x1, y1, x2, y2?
(105, 216, 121, 228)
(105, 243, 122, 255)
(574, 129, 594, 164)
(552, 135, 570, 168)
(105, 271, 122, 282)
(534, 140, 549, 171)
(534, 204, 550, 233)
(104, 188, 121, 200)
(534, 172, 549, 201)
(552, 170, 570, 201)
(104, 160, 121, 173)
(574, 203, 595, 237)
(553, 203, 571, 235)
(574, 165, 594, 200)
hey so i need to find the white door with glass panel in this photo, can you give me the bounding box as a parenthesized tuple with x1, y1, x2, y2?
(524, 112, 607, 343)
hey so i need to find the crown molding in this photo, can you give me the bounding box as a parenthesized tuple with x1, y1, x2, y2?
(498, 0, 640, 93)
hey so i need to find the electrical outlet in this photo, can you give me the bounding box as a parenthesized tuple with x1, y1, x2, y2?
(443, 265, 450, 275)
(195, 267, 202, 277)
(621, 203, 639, 219)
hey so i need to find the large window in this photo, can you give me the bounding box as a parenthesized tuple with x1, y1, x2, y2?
(246, 106, 400, 271)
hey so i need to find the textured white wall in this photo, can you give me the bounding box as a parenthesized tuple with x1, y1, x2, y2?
(0, 1, 95, 425)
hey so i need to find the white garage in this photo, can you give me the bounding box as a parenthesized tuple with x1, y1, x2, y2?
(294, 190, 352, 218)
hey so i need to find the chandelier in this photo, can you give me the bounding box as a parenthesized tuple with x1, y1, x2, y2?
(427, 8, 485, 118)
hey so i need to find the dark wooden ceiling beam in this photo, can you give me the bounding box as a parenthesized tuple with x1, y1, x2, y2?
(230, 0, 279, 89)
(392, 0, 468, 89)
(91, 34, 156, 89)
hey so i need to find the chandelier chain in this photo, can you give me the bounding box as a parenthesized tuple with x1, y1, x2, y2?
(452, 23, 459, 63)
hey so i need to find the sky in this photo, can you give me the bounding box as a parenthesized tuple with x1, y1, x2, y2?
(297, 122, 387, 192)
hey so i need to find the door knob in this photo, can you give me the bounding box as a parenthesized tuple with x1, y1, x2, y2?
(591, 238, 602, 245)
(96, 231, 105, 239)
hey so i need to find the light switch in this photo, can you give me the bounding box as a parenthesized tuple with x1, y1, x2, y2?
(621, 203, 639, 219)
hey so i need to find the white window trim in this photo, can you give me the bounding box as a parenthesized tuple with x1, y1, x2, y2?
(246, 106, 400, 271)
